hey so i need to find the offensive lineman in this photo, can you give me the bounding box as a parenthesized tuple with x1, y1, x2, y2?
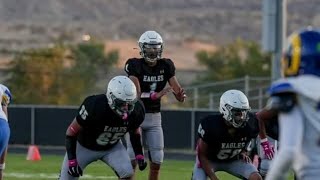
(192, 90, 262, 180)
(58, 76, 147, 180)
(124, 30, 186, 180)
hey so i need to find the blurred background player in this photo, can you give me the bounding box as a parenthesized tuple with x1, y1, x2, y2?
(58, 76, 147, 180)
(0, 84, 11, 180)
(260, 28, 320, 180)
(124, 30, 186, 180)
(192, 90, 262, 180)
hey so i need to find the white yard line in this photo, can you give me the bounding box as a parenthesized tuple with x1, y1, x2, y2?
(4, 172, 117, 179)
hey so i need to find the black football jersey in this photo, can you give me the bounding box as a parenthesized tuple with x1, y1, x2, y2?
(124, 58, 175, 113)
(197, 112, 259, 162)
(76, 94, 145, 151)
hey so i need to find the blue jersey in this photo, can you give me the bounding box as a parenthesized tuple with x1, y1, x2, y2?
(269, 75, 320, 178)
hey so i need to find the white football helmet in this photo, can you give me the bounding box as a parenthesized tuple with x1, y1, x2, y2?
(219, 90, 251, 128)
(138, 30, 163, 63)
(106, 76, 137, 118)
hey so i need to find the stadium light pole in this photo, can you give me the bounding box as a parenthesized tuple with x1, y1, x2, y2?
(262, 0, 287, 81)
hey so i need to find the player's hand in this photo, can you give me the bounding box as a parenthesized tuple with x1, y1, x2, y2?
(68, 159, 83, 177)
(261, 139, 274, 159)
(173, 88, 186, 102)
(239, 152, 251, 163)
(158, 87, 173, 98)
(136, 155, 147, 171)
(150, 87, 172, 100)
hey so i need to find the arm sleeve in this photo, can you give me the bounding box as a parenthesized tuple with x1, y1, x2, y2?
(128, 101, 145, 156)
(129, 129, 143, 156)
(66, 135, 77, 160)
(128, 100, 145, 130)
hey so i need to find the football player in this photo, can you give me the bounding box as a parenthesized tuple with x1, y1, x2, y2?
(124, 30, 186, 180)
(263, 28, 320, 180)
(58, 76, 147, 180)
(192, 90, 262, 180)
(0, 84, 11, 180)
(255, 109, 278, 179)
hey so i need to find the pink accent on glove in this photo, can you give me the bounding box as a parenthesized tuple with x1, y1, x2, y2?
(150, 92, 158, 101)
(135, 155, 144, 160)
(261, 138, 274, 159)
(68, 159, 78, 166)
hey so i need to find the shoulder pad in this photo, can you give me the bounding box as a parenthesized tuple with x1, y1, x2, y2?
(125, 58, 142, 75)
(125, 58, 141, 65)
(161, 58, 174, 64)
(127, 57, 142, 61)
(268, 81, 295, 95)
(266, 94, 296, 113)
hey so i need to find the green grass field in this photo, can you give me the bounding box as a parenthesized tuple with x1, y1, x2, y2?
(4, 153, 294, 180)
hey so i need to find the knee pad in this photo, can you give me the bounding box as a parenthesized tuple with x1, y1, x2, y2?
(148, 149, 164, 164)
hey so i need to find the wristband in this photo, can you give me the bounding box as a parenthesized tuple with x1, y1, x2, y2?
(135, 155, 144, 160)
(68, 159, 78, 166)
(150, 92, 158, 101)
(0, 163, 5, 170)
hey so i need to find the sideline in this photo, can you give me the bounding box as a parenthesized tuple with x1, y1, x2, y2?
(4, 172, 117, 179)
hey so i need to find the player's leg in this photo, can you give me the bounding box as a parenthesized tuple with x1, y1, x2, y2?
(223, 160, 262, 180)
(142, 113, 163, 180)
(101, 141, 134, 180)
(0, 119, 10, 155)
(257, 136, 278, 178)
(292, 119, 320, 180)
(58, 142, 101, 180)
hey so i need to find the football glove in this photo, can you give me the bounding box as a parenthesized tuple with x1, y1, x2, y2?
(239, 152, 251, 163)
(261, 139, 275, 159)
(136, 155, 147, 171)
(68, 159, 83, 177)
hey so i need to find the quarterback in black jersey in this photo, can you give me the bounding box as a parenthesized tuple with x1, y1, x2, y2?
(192, 90, 262, 180)
(59, 76, 146, 180)
(124, 30, 186, 180)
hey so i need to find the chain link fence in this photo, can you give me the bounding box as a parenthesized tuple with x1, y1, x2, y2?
(162, 76, 271, 111)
